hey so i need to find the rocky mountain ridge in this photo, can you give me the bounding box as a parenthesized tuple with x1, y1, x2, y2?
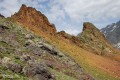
(101, 20, 120, 49)
(77, 22, 118, 55)
(0, 4, 120, 80)
(11, 4, 56, 35)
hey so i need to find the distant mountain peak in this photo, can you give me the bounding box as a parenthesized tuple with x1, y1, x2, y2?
(101, 20, 120, 49)
(11, 4, 56, 35)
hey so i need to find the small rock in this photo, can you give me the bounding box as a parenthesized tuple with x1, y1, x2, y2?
(25, 39, 34, 46)
(20, 54, 31, 62)
(2, 57, 11, 66)
(25, 34, 34, 39)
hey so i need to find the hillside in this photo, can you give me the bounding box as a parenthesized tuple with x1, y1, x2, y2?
(0, 17, 93, 80)
(101, 20, 120, 49)
(7, 4, 120, 80)
(77, 22, 119, 55)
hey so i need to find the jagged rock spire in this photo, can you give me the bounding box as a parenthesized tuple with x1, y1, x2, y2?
(11, 4, 56, 35)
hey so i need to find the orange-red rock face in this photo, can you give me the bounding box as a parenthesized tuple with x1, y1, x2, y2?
(11, 4, 56, 35)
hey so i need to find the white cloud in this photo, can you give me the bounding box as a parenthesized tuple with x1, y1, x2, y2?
(0, 0, 45, 16)
(0, 0, 120, 35)
(56, 0, 120, 22)
(64, 24, 80, 35)
(65, 29, 80, 35)
(50, 0, 120, 34)
(0, 0, 20, 16)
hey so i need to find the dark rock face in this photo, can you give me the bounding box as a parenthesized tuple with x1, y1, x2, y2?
(0, 25, 9, 33)
(101, 20, 120, 49)
(11, 4, 56, 35)
(0, 14, 4, 18)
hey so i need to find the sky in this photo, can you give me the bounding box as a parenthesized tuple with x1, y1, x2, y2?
(0, 0, 120, 35)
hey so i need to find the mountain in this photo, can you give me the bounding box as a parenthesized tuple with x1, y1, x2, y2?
(1, 4, 120, 80)
(0, 15, 93, 79)
(101, 20, 120, 49)
(11, 4, 56, 35)
(77, 22, 118, 55)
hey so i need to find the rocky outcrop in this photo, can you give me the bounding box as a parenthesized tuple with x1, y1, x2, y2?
(77, 22, 117, 55)
(82, 22, 106, 40)
(23, 63, 55, 80)
(56, 31, 82, 47)
(11, 4, 56, 35)
(0, 14, 4, 18)
(57, 31, 71, 39)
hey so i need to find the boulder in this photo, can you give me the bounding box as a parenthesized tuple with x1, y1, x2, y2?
(2, 57, 22, 73)
(23, 63, 55, 80)
(7, 63, 22, 73)
(20, 54, 31, 62)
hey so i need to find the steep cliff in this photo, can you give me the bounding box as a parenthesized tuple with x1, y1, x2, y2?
(11, 4, 56, 35)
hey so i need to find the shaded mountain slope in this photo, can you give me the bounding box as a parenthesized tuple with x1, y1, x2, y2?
(0, 18, 93, 80)
(10, 4, 120, 80)
(101, 20, 120, 49)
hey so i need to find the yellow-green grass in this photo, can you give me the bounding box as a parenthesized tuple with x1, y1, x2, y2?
(50, 69, 78, 80)
(44, 36, 120, 80)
